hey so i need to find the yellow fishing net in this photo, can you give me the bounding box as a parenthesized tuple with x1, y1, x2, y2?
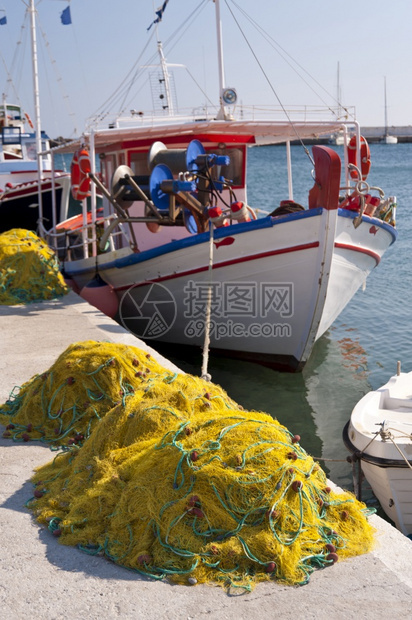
(0, 341, 375, 590)
(0, 228, 67, 304)
(0, 341, 165, 446)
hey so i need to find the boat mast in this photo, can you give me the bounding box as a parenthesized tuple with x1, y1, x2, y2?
(336, 62, 341, 118)
(2, 94, 8, 127)
(156, 38, 175, 116)
(28, 0, 43, 178)
(384, 76, 388, 137)
(214, 0, 226, 118)
(214, 0, 233, 120)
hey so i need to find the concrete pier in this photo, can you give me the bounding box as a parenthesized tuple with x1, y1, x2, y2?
(1, 292, 411, 620)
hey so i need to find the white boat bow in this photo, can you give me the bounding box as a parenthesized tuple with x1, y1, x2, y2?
(343, 369, 412, 536)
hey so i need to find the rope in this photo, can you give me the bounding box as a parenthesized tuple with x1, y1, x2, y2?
(201, 222, 214, 381)
(224, 0, 314, 166)
(354, 422, 412, 470)
(382, 432, 412, 470)
(88, 1, 209, 124)
(37, 19, 77, 136)
(228, 0, 355, 122)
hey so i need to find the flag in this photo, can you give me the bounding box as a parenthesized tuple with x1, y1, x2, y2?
(60, 6, 72, 26)
(147, 0, 169, 30)
(0, 16, 7, 26)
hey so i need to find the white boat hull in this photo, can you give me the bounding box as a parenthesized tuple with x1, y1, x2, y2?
(343, 371, 412, 536)
(64, 207, 395, 371)
(381, 135, 398, 145)
(360, 461, 412, 535)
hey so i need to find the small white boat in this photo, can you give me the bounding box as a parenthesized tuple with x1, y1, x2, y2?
(328, 132, 345, 146)
(382, 134, 398, 145)
(343, 366, 412, 536)
(380, 77, 398, 145)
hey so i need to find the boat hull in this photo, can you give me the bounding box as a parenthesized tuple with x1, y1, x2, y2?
(360, 461, 411, 536)
(343, 423, 412, 536)
(0, 179, 64, 233)
(64, 207, 395, 371)
(343, 371, 412, 536)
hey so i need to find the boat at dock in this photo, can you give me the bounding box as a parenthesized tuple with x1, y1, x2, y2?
(0, 100, 71, 233)
(42, 1, 397, 372)
(343, 365, 412, 537)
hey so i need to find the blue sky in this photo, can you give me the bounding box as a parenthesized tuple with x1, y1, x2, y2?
(1, 0, 411, 138)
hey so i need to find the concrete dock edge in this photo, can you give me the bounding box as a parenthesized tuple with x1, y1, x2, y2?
(1, 292, 411, 620)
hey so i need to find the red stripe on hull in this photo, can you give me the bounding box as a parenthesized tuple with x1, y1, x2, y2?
(334, 242, 381, 265)
(113, 241, 320, 292)
(1, 181, 54, 199)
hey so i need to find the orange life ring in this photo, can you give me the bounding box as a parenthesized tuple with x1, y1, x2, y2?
(71, 149, 91, 201)
(347, 135, 371, 180)
(25, 112, 34, 130)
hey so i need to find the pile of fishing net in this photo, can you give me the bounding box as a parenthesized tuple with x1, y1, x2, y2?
(0, 341, 375, 590)
(0, 341, 163, 447)
(0, 228, 67, 305)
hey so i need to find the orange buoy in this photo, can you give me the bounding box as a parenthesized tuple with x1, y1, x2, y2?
(208, 206, 229, 227)
(347, 135, 371, 180)
(71, 149, 92, 201)
(25, 112, 34, 129)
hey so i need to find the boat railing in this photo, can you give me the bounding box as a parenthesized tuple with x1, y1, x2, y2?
(239, 104, 356, 122)
(42, 211, 133, 261)
(88, 104, 356, 131)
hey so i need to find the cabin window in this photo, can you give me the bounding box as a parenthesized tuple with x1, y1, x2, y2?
(22, 139, 51, 161)
(24, 140, 37, 160)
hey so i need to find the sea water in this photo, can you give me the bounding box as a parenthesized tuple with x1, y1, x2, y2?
(155, 142, 412, 504)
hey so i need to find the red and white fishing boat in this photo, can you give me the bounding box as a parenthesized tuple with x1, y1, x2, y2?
(43, 1, 397, 372)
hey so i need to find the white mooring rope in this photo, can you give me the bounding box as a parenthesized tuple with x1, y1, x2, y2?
(201, 222, 214, 381)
